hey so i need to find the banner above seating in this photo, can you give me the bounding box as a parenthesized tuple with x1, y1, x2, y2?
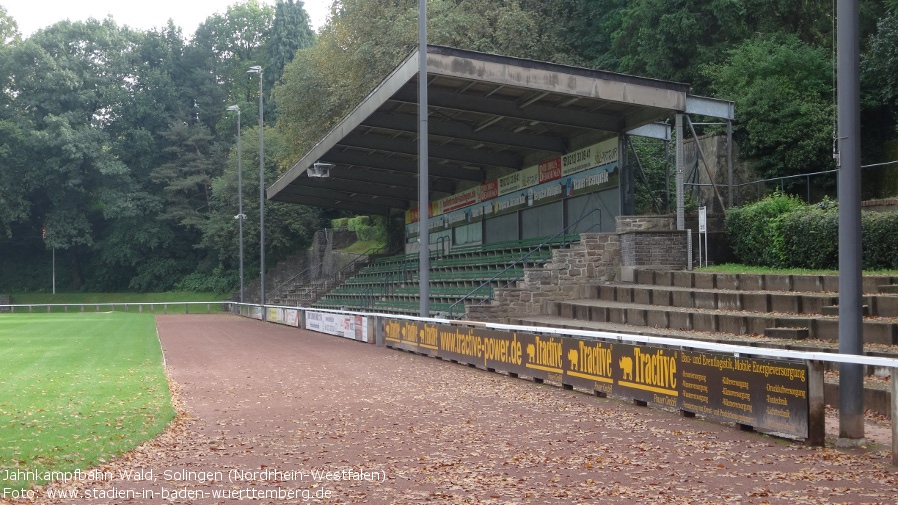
(406, 137, 619, 238)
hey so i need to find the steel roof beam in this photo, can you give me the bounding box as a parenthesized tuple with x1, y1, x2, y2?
(322, 150, 483, 183)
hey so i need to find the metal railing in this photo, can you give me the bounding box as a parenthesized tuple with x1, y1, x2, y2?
(273, 244, 388, 306)
(0, 301, 225, 314)
(447, 208, 602, 319)
(685, 159, 898, 209)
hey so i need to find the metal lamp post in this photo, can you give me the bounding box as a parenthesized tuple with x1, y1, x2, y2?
(247, 65, 265, 312)
(226, 105, 245, 303)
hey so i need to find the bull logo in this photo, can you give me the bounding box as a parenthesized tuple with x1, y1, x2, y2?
(619, 356, 634, 381)
(567, 349, 579, 371)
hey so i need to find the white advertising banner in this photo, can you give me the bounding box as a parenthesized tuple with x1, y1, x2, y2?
(305, 311, 369, 342)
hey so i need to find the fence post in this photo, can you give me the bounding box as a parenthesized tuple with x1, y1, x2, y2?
(806, 360, 825, 447)
(892, 366, 897, 466)
(375, 315, 384, 347)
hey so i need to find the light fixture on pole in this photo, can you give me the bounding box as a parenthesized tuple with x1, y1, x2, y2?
(226, 105, 245, 303)
(247, 65, 265, 312)
(308, 162, 333, 178)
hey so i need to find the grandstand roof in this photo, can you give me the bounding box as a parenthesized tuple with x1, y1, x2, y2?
(268, 45, 693, 215)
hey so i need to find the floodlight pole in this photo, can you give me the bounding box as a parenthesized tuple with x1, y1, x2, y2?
(837, 0, 864, 445)
(417, 0, 430, 317)
(248, 66, 266, 315)
(227, 105, 245, 303)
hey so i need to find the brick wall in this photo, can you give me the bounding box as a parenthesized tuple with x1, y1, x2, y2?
(619, 231, 687, 268)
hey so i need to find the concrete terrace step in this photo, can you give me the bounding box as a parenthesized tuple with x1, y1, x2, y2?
(544, 298, 898, 345)
(634, 268, 898, 295)
(592, 283, 898, 318)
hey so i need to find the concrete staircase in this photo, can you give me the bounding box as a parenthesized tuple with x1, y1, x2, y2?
(508, 268, 898, 416)
(542, 270, 898, 345)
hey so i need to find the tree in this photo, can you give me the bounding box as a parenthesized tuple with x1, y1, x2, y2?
(266, 0, 315, 89)
(273, 0, 573, 165)
(191, 0, 274, 123)
(151, 121, 221, 230)
(610, 0, 834, 87)
(862, 15, 898, 139)
(201, 125, 326, 281)
(0, 5, 20, 45)
(704, 34, 835, 179)
(2, 20, 149, 288)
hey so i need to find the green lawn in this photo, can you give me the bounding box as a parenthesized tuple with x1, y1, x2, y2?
(0, 312, 175, 491)
(696, 263, 898, 276)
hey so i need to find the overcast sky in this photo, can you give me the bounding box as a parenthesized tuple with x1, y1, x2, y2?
(2, 0, 332, 38)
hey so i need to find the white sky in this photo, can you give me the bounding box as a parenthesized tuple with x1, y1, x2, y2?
(2, 0, 332, 38)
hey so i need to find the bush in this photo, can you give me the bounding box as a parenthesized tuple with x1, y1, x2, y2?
(332, 215, 387, 242)
(728, 194, 898, 270)
(862, 211, 898, 270)
(331, 217, 350, 229)
(780, 198, 838, 269)
(174, 268, 238, 294)
(725, 192, 806, 267)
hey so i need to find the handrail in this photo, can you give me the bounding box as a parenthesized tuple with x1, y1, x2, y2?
(432, 236, 450, 259)
(0, 301, 225, 314)
(273, 244, 386, 305)
(271, 265, 313, 299)
(448, 208, 602, 318)
(362, 286, 374, 309)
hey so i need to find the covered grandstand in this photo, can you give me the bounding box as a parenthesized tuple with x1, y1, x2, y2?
(267, 45, 734, 316)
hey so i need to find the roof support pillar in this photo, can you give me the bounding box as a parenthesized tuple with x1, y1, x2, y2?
(837, 0, 864, 446)
(418, 0, 430, 317)
(675, 113, 685, 230)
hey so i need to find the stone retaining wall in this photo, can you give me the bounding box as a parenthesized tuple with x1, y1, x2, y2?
(466, 233, 620, 321)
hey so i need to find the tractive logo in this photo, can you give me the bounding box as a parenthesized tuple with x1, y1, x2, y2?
(525, 336, 562, 373)
(618, 347, 678, 396)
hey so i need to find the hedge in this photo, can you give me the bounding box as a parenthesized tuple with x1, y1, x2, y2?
(725, 194, 898, 270)
(779, 199, 839, 270)
(725, 192, 805, 268)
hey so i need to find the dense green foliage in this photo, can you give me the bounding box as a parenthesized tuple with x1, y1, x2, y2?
(861, 211, 898, 269)
(704, 35, 836, 180)
(726, 193, 807, 268)
(727, 194, 898, 270)
(332, 215, 389, 244)
(0, 1, 324, 293)
(779, 199, 840, 270)
(2, 0, 898, 293)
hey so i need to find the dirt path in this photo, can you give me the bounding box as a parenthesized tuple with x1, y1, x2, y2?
(21, 314, 898, 504)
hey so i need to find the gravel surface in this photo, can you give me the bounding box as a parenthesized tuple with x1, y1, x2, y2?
(13, 314, 898, 504)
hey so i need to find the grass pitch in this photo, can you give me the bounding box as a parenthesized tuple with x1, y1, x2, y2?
(0, 312, 175, 490)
